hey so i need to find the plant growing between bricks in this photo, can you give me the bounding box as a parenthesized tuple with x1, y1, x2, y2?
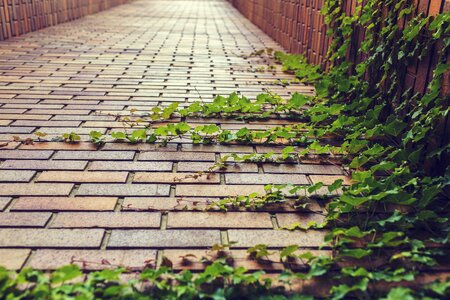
(1, 0, 450, 298)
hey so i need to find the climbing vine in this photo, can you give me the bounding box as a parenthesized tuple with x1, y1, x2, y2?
(2, 0, 450, 299)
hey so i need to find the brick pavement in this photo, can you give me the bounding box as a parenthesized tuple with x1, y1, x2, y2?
(0, 0, 347, 271)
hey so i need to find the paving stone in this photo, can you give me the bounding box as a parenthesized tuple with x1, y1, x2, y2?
(176, 185, 266, 197)
(138, 152, 215, 162)
(225, 174, 309, 185)
(0, 170, 35, 182)
(309, 175, 353, 185)
(177, 162, 258, 173)
(0, 212, 52, 227)
(0, 160, 88, 170)
(122, 197, 219, 211)
(37, 171, 129, 183)
(167, 212, 273, 229)
(0, 249, 31, 269)
(53, 151, 135, 160)
(0, 229, 104, 247)
(0, 183, 73, 196)
(108, 230, 220, 248)
(0, 150, 53, 159)
(28, 249, 157, 270)
(276, 213, 326, 228)
(50, 212, 161, 228)
(263, 164, 343, 175)
(77, 184, 171, 196)
(12, 197, 118, 211)
(134, 172, 219, 184)
(228, 230, 327, 248)
(89, 161, 172, 171)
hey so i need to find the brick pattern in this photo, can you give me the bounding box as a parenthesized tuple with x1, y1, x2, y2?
(0, 0, 347, 273)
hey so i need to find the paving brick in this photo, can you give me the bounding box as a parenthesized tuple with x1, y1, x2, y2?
(181, 144, 254, 153)
(0, 197, 11, 210)
(50, 212, 161, 228)
(0, 249, 31, 269)
(138, 152, 215, 162)
(0, 150, 53, 159)
(309, 175, 353, 185)
(20, 142, 98, 150)
(0, 170, 35, 182)
(176, 185, 266, 197)
(0, 212, 51, 227)
(28, 249, 157, 270)
(12, 197, 118, 211)
(0, 229, 104, 247)
(225, 173, 309, 185)
(101, 143, 177, 151)
(89, 161, 172, 171)
(53, 151, 135, 160)
(177, 162, 258, 173)
(276, 213, 326, 228)
(77, 184, 171, 196)
(108, 230, 220, 248)
(228, 230, 327, 248)
(167, 212, 273, 229)
(12, 120, 82, 127)
(0, 160, 88, 170)
(37, 171, 129, 183)
(263, 163, 343, 175)
(134, 172, 219, 184)
(0, 183, 73, 196)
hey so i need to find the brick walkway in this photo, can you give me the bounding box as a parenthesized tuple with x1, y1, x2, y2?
(0, 0, 346, 271)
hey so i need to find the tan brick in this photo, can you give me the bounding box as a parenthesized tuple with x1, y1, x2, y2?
(167, 212, 273, 229)
(0, 249, 31, 269)
(108, 230, 220, 248)
(225, 173, 308, 185)
(263, 163, 343, 175)
(0, 170, 35, 182)
(1, 160, 88, 170)
(276, 213, 326, 228)
(0, 120, 12, 125)
(89, 161, 172, 171)
(0, 197, 11, 210)
(28, 249, 157, 270)
(0, 183, 73, 196)
(77, 184, 171, 196)
(176, 185, 266, 197)
(53, 151, 134, 160)
(101, 143, 177, 151)
(20, 142, 98, 151)
(0, 212, 51, 227)
(0, 150, 53, 159)
(50, 212, 161, 228)
(12, 197, 118, 211)
(133, 172, 219, 184)
(37, 171, 128, 183)
(138, 152, 215, 162)
(181, 144, 253, 153)
(309, 175, 353, 185)
(228, 229, 327, 248)
(0, 229, 104, 247)
(162, 249, 224, 270)
(122, 197, 219, 211)
(177, 162, 258, 173)
(12, 120, 81, 127)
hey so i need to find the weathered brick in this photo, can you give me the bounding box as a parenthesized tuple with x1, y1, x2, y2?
(50, 212, 161, 228)
(12, 120, 81, 127)
(123, 197, 219, 211)
(37, 171, 129, 183)
(0, 229, 104, 247)
(134, 172, 219, 184)
(53, 151, 135, 160)
(309, 175, 353, 185)
(20, 142, 98, 151)
(0, 249, 31, 269)
(1, 160, 88, 170)
(0, 150, 53, 159)
(28, 249, 157, 270)
(89, 161, 172, 171)
(0, 197, 11, 210)
(77, 184, 171, 196)
(181, 144, 254, 153)
(101, 143, 177, 151)
(167, 212, 273, 228)
(0, 170, 35, 182)
(225, 174, 309, 185)
(276, 213, 326, 228)
(177, 162, 258, 173)
(263, 163, 343, 175)
(162, 249, 223, 270)
(0, 183, 73, 196)
(108, 230, 220, 248)
(12, 197, 118, 211)
(0, 212, 51, 227)
(228, 229, 327, 248)
(138, 152, 215, 162)
(176, 185, 266, 197)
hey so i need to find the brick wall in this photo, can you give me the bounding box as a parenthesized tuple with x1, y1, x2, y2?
(0, 0, 130, 41)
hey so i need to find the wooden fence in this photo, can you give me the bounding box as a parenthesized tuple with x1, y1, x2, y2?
(0, 0, 130, 41)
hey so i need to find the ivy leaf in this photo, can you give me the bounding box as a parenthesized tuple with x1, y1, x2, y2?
(382, 287, 414, 300)
(384, 119, 407, 137)
(340, 248, 372, 259)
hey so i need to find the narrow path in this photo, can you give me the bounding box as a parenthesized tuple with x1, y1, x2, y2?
(0, 0, 343, 271)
